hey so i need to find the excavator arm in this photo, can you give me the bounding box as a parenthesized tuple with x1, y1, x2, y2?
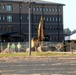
(38, 16, 44, 41)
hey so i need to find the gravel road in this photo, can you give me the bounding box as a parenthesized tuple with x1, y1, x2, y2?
(0, 56, 76, 75)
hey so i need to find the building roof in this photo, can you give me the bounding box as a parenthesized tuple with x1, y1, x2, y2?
(70, 33, 76, 40)
(0, 32, 26, 37)
(65, 33, 76, 41)
(0, 0, 65, 6)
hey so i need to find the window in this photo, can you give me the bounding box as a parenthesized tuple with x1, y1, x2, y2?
(60, 27, 62, 30)
(34, 16, 36, 20)
(36, 7, 39, 11)
(56, 17, 58, 21)
(60, 37, 62, 40)
(46, 8, 49, 12)
(57, 27, 58, 30)
(56, 36, 58, 40)
(20, 5, 22, 9)
(47, 17, 49, 21)
(21, 26, 23, 30)
(53, 17, 55, 21)
(2, 5, 5, 10)
(45, 27, 46, 30)
(49, 8, 52, 12)
(52, 8, 55, 12)
(59, 8, 61, 12)
(35, 28, 37, 30)
(55, 8, 58, 12)
(33, 7, 36, 11)
(0, 26, 2, 31)
(37, 16, 39, 21)
(0, 4, 1, 9)
(50, 37, 52, 40)
(7, 16, 12, 22)
(8, 26, 13, 32)
(43, 7, 46, 12)
(50, 17, 52, 21)
(54, 28, 55, 30)
(7, 4, 13, 11)
(40, 7, 42, 11)
(59, 17, 61, 21)
(3, 16, 5, 20)
(27, 16, 29, 19)
(48, 27, 50, 30)
(0, 16, 1, 20)
(21, 16, 23, 19)
(44, 17, 46, 20)
(4, 26, 6, 30)
(50, 27, 53, 30)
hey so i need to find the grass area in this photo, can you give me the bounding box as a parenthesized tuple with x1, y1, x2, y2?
(0, 52, 76, 57)
(31, 52, 76, 56)
(0, 52, 28, 57)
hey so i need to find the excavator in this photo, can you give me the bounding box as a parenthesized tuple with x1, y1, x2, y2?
(31, 16, 50, 47)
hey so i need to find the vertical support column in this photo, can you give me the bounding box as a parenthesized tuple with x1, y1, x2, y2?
(28, 3, 31, 56)
(58, 5, 60, 42)
(19, 2, 22, 42)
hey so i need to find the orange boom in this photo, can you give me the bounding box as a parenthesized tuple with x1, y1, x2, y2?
(38, 16, 44, 41)
(31, 16, 45, 47)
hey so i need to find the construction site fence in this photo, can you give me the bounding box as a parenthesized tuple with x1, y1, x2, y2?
(0, 42, 76, 53)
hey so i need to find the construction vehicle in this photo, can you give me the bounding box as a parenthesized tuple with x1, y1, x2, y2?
(31, 17, 76, 51)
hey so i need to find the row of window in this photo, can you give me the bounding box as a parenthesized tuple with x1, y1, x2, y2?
(33, 7, 61, 12)
(34, 27, 62, 31)
(0, 26, 13, 32)
(45, 27, 62, 31)
(33, 35, 63, 41)
(0, 25, 62, 32)
(0, 15, 12, 22)
(0, 4, 61, 13)
(34, 16, 61, 22)
(24, 16, 62, 22)
(0, 4, 13, 11)
(50, 36, 63, 41)
(0, 15, 62, 22)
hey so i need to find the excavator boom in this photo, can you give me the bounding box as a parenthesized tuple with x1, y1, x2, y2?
(38, 16, 44, 41)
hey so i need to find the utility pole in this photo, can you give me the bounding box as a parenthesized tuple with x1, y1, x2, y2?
(29, 2, 31, 56)
(24, 0, 33, 56)
(28, 0, 31, 56)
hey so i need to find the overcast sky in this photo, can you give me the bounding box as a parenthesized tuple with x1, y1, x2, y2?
(43, 0, 76, 31)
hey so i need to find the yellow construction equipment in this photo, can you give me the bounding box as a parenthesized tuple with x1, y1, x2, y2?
(38, 16, 44, 41)
(31, 16, 45, 47)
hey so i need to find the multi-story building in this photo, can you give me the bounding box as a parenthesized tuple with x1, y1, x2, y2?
(0, 0, 65, 42)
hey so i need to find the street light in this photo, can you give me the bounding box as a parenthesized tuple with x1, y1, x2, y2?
(26, 0, 31, 56)
(28, 2, 31, 56)
(23, 0, 35, 56)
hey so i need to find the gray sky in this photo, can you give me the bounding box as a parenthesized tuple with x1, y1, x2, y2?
(43, 0, 76, 31)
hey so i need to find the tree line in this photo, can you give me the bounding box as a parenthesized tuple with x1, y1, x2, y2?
(64, 28, 76, 35)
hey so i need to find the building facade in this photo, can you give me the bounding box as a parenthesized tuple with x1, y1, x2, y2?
(0, 0, 65, 42)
